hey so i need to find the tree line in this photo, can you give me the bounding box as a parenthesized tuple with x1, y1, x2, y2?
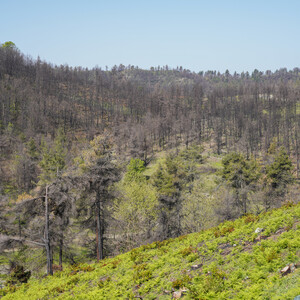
(0, 42, 299, 172)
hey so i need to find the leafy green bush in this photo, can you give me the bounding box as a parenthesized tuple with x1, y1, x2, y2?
(172, 273, 191, 289)
(180, 246, 197, 257)
(6, 264, 31, 285)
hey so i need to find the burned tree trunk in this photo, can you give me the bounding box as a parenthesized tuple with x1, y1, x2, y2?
(96, 191, 103, 261)
(45, 185, 53, 275)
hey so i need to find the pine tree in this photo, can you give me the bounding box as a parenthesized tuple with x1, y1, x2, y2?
(151, 154, 187, 239)
(39, 128, 67, 183)
(266, 147, 294, 194)
(75, 135, 120, 261)
(221, 152, 261, 214)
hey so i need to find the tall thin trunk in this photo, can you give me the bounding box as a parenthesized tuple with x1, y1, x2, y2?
(96, 191, 103, 261)
(96, 221, 99, 261)
(18, 216, 21, 238)
(45, 185, 53, 275)
(296, 129, 299, 179)
(59, 236, 63, 269)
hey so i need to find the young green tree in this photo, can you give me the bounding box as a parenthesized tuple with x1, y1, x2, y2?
(266, 147, 294, 190)
(39, 128, 67, 184)
(152, 153, 188, 239)
(264, 147, 294, 208)
(221, 152, 261, 214)
(113, 159, 158, 250)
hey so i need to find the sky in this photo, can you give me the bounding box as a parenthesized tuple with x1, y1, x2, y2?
(1, 0, 300, 73)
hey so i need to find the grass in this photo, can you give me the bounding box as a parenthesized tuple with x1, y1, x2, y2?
(1, 203, 300, 299)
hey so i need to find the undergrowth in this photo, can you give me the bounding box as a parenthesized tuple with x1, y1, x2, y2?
(1, 203, 299, 299)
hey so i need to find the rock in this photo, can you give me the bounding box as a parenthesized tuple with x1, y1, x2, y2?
(173, 291, 182, 299)
(280, 263, 297, 276)
(164, 290, 171, 294)
(255, 228, 263, 233)
(172, 288, 188, 299)
(293, 296, 300, 300)
(233, 244, 237, 247)
(280, 265, 291, 276)
(191, 264, 202, 270)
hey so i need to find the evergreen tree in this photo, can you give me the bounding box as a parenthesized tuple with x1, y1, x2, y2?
(151, 153, 188, 239)
(26, 138, 39, 161)
(39, 128, 67, 183)
(125, 158, 146, 182)
(221, 152, 261, 214)
(266, 147, 294, 195)
(75, 134, 120, 261)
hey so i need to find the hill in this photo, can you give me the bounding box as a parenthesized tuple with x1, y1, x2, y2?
(1, 202, 300, 299)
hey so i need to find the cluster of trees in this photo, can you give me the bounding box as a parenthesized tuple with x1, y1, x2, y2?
(1, 132, 295, 277)
(219, 146, 294, 218)
(0, 42, 298, 277)
(0, 131, 120, 275)
(0, 43, 299, 171)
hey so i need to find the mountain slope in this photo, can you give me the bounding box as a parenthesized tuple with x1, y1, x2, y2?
(2, 203, 300, 299)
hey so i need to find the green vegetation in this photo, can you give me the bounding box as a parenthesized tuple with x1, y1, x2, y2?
(39, 128, 68, 183)
(266, 147, 294, 193)
(220, 152, 261, 214)
(1, 203, 299, 299)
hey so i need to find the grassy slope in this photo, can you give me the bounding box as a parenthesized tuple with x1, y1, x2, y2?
(1, 203, 300, 300)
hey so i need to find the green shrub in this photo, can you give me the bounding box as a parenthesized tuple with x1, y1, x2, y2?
(214, 224, 235, 237)
(244, 214, 259, 224)
(6, 264, 31, 286)
(203, 266, 227, 293)
(69, 263, 95, 275)
(98, 276, 111, 288)
(172, 273, 191, 289)
(180, 246, 197, 257)
(133, 263, 152, 284)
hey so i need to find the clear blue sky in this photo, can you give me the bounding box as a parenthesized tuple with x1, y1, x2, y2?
(1, 0, 299, 72)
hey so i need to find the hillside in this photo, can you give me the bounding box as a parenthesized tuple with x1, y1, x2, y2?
(1, 203, 300, 300)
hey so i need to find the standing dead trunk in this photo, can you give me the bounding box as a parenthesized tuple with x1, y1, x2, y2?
(18, 216, 21, 238)
(59, 236, 63, 269)
(96, 191, 103, 261)
(45, 185, 53, 275)
(96, 222, 99, 261)
(295, 129, 299, 179)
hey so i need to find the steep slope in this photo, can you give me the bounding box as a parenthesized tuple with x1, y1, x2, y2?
(1, 203, 300, 299)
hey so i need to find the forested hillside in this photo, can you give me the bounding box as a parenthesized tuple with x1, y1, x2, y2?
(0, 42, 299, 296)
(1, 42, 299, 164)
